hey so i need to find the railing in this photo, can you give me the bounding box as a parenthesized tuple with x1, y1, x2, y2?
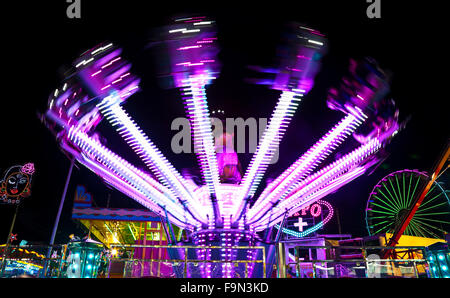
(107, 244, 266, 278)
(1, 243, 265, 278)
(1, 243, 436, 278)
(282, 245, 430, 278)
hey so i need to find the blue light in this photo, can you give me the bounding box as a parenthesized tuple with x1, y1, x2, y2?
(87, 264, 92, 270)
(438, 254, 445, 261)
(441, 265, 448, 271)
(88, 253, 94, 259)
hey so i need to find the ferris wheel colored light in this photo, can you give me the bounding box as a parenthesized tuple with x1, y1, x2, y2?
(365, 169, 450, 239)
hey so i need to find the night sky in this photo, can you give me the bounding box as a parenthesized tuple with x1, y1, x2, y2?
(0, 1, 447, 246)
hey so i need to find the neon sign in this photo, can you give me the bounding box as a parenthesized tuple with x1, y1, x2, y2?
(275, 200, 334, 237)
(0, 163, 35, 205)
(295, 202, 324, 218)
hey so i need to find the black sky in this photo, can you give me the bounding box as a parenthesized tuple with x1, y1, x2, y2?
(0, 1, 447, 245)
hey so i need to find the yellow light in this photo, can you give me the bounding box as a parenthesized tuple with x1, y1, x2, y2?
(111, 249, 118, 256)
(16, 260, 43, 269)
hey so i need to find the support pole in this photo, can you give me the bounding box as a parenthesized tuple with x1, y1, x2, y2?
(0, 203, 20, 276)
(264, 226, 274, 243)
(274, 213, 288, 243)
(159, 215, 172, 245)
(164, 208, 177, 244)
(382, 140, 450, 258)
(49, 158, 75, 248)
(160, 212, 183, 278)
(88, 220, 92, 239)
(45, 158, 75, 276)
(266, 212, 288, 278)
(142, 222, 147, 277)
(276, 242, 286, 278)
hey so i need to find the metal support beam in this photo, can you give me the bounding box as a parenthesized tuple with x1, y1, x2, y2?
(276, 242, 286, 278)
(383, 140, 450, 258)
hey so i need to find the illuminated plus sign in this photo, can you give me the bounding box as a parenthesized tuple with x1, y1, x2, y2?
(294, 217, 308, 232)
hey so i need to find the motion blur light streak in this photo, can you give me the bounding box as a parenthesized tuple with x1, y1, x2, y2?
(249, 111, 367, 224)
(232, 90, 303, 223)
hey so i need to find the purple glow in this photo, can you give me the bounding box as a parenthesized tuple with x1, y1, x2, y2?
(253, 138, 382, 228)
(180, 76, 222, 211)
(42, 25, 402, 278)
(249, 112, 366, 223)
(97, 93, 209, 225)
(232, 90, 303, 223)
(20, 163, 35, 175)
(181, 79, 222, 229)
(165, 18, 223, 227)
(65, 128, 197, 229)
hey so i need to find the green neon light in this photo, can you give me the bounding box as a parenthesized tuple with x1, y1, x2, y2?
(415, 211, 450, 216)
(402, 173, 406, 209)
(412, 219, 440, 238)
(373, 222, 392, 235)
(376, 187, 401, 211)
(408, 222, 422, 237)
(404, 225, 412, 235)
(373, 194, 397, 211)
(417, 201, 449, 214)
(127, 224, 137, 241)
(177, 228, 183, 241)
(381, 183, 402, 211)
(413, 217, 447, 234)
(412, 215, 450, 225)
(410, 221, 427, 238)
(371, 220, 393, 228)
(388, 178, 402, 208)
(424, 184, 437, 199)
(395, 174, 405, 209)
(370, 215, 395, 219)
(406, 172, 413, 208)
(418, 190, 445, 210)
(407, 175, 422, 209)
(370, 209, 397, 215)
(371, 202, 397, 214)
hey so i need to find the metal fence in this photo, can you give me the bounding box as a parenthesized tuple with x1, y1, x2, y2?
(107, 244, 266, 278)
(1, 243, 266, 278)
(0, 243, 438, 278)
(282, 245, 431, 278)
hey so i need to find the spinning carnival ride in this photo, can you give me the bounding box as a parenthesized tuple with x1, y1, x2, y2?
(41, 17, 404, 277)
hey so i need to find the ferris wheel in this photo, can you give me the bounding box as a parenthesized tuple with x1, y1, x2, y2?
(365, 169, 450, 239)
